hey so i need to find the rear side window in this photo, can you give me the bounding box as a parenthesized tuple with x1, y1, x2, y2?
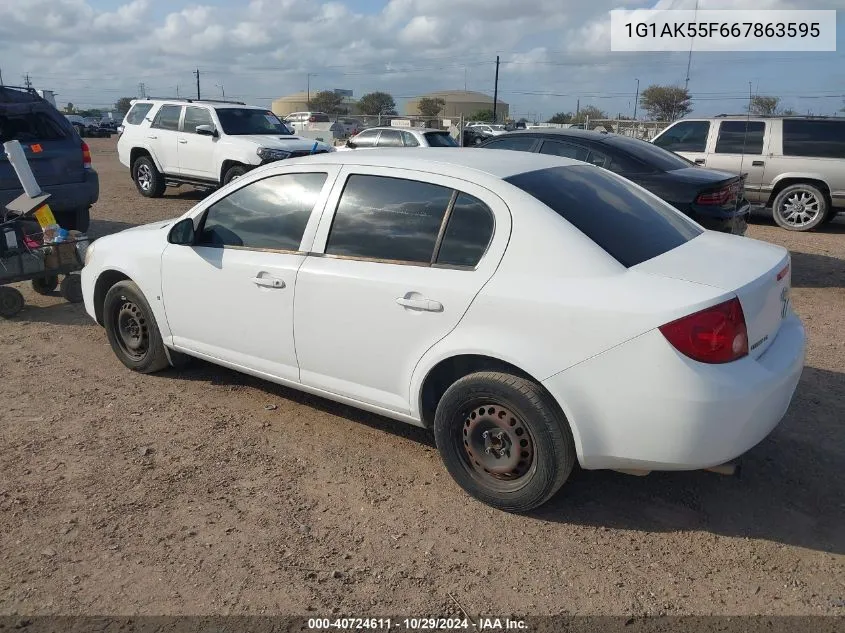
(783, 120, 845, 158)
(654, 121, 710, 153)
(352, 129, 379, 147)
(540, 140, 589, 161)
(310, 113, 330, 122)
(125, 103, 153, 125)
(435, 193, 494, 268)
(483, 137, 537, 151)
(326, 175, 452, 263)
(0, 112, 67, 143)
(505, 166, 701, 268)
(715, 121, 765, 154)
(401, 131, 420, 147)
(424, 132, 458, 147)
(198, 173, 327, 251)
(376, 129, 403, 147)
(151, 105, 181, 131)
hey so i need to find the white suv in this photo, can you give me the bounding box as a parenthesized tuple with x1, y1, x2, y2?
(118, 99, 334, 197)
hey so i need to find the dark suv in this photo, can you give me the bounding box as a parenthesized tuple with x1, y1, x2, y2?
(1, 86, 99, 231)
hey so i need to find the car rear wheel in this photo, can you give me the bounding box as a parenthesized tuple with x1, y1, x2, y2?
(772, 183, 828, 232)
(31, 275, 59, 295)
(60, 274, 83, 303)
(0, 287, 24, 318)
(132, 156, 166, 198)
(103, 280, 169, 373)
(433, 371, 576, 512)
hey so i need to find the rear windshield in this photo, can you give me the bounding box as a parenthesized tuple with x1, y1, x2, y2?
(0, 111, 68, 143)
(505, 165, 702, 268)
(125, 103, 153, 125)
(424, 131, 458, 147)
(310, 113, 330, 122)
(603, 135, 695, 171)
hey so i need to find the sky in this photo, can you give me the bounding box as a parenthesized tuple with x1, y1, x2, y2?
(0, 0, 843, 120)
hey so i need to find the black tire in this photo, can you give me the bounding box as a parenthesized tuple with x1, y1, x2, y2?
(31, 275, 59, 295)
(772, 183, 828, 232)
(59, 274, 83, 303)
(0, 286, 24, 318)
(103, 280, 169, 373)
(53, 208, 90, 233)
(433, 371, 576, 512)
(132, 155, 166, 198)
(222, 165, 248, 185)
(822, 210, 839, 224)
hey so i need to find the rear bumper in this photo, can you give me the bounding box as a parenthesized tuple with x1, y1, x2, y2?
(689, 202, 750, 234)
(0, 169, 99, 213)
(542, 312, 806, 471)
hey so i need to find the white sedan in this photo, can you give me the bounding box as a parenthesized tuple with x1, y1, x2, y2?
(81, 149, 805, 512)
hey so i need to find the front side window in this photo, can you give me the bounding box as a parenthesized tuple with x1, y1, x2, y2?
(215, 108, 290, 135)
(197, 173, 328, 251)
(182, 107, 214, 134)
(482, 136, 537, 152)
(376, 129, 403, 147)
(783, 119, 845, 158)
(715, 121, 765, 154)
(125, 103, 153, 125)
(352, 129, 379, 147)
(435, 193, 494, 268)
(151, 105, 182, 131)
(653, 121, 710, 153)
(325, 175, 452, 263)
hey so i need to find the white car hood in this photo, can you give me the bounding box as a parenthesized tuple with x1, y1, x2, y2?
(234, 135, 333, 152)
(121, 219, 176, 233)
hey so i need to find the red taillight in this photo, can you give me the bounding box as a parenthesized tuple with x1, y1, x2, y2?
(659, 297, 748, 364)
(695, 186, 733, 206)
(308, 115, 316, 122)
(81, 141, 92, 169)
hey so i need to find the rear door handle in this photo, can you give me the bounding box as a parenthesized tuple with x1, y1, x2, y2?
(178, 139, 188, 144)
(752, 160, 764, 166)
(252, 275, 285, 289)
(694, 158, 705, 165)
(147, 135, 158, 140)
(396, 297, 443, 312)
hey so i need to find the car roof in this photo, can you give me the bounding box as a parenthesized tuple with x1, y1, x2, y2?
(361, 127, 445, 134)
(284, 147, 583, 178)
(132, 98, 259, 110)
(509, 128, 613, 141)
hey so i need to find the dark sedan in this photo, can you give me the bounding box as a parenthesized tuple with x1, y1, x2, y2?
(477, 129, 750, 234)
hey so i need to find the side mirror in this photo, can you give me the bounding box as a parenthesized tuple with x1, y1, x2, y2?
(195, 125, 217, 137)
(346, 140, 357, 149)
(168, 218, 195, 245)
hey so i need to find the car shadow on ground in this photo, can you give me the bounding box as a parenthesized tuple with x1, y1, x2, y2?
(87, 219, 140, 240)
(748, 209, 845, 234)
(10, 300, 92, 326)
(171, 360, 843, 555)
(790, 251, 845, 289)
(163, 188, 208, 201)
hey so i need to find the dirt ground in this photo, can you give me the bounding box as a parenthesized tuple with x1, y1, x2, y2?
(1, 138, 843, 618)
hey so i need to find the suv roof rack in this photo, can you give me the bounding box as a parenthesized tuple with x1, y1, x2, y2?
(141, 96, 247, 106)
(715, 113, 837, 119)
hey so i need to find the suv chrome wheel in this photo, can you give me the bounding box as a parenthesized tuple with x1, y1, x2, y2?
(136, 163, 152, 192)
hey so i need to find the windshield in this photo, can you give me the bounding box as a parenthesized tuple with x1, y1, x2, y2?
(215, 108, 293, 135)
(424, 131, 458, 147)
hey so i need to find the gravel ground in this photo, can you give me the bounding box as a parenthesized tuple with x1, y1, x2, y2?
(0, 138, 843, 617)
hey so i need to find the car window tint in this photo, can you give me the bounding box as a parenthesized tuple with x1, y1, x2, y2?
(424, 131, 458, 147)
(326, 175, 452, 263)
(125, 103, 153, 125)
(198, 173, 327, 250)
(540, 140, 589, 161)
(377, 129, 403, 147)
(402, 131, 420, 147)
(353, 130, 379, 147)
(483, 137, 537, 151)
(182, 107, 214, 133)
(653, 121, 710, 152)
(435, 193, 494, 267)
(151, 105, 181, 131)
(505, 165, 701, 268)
(783, 119, 845, 158)
(604, 135, 693, 171)
(0, 112, 67, 143)
(715, 121, 765, 154)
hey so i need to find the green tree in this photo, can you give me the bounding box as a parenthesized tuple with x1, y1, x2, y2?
(781, 108, 798, 116)
(748, 95, 780, 116)
(639, 85, 692, 121)
(417, 97, 445, 118)
(115, 97, 134, 113)
(547, 112, 573, 124)
(63, 103, 75, 113)
(309, 90, 345, 114)
(469, 109, 495, 122)
(358, 91, 396, 116)
(572, 105, 607, 123)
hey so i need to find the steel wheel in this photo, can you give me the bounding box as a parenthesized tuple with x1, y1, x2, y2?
(113, 299, 150, 362)
(136, 163, 152, 192)
(780, 190, 822, 228)
(458, 401, 536, 492)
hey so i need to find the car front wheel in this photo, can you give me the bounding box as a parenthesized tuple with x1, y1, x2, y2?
(434, 371, 576, 512)
(103, 280, 170, 373)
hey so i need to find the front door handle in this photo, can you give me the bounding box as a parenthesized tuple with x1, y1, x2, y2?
(178, 139, 188, 144)
(694, 158, 705, 165)
(752, 160, 764, 166)
(252, 275, 285, 289)
(147, 135, 158, 140)
(396, 296, 443, 312)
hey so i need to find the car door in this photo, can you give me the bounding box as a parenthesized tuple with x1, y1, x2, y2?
(293, 167, 510, 414)
(653, 120, 711, 165)
(160, 165, 340, 381)
(177, 106, 217, 180)
(147, 104, 183, 174)
(375, 128, 403, 147)
(703, 120, 768, 203)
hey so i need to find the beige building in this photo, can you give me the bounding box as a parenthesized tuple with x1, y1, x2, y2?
(271, 91, 360, 117)
(405, 90, 509, 120)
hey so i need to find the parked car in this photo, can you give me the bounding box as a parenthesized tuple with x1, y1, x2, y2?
(652, 115, 845, 231)
(467, 124, 507, 136)
(343, 127, 458, 149)
(1, 86, 98, 231)
(478, 129, 751, 234)
(81, 148, 805, 512)
(339, 118, 364, 137)
(64, 114, 89, 137)
(284, 111, 331, 133)
(117, 98, 334, 197)
(462, 126, 496, 146)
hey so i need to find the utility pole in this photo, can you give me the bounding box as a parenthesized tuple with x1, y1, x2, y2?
(176, 84, 180, 98)
(138, 82, 146, 98)
(216, 83, 225, 98)
(576, 99, 580, 117)
(685, 0, 699, 92)
(23, 73, 33, 89)
(306, 73, 315, 109)
(633, 78, 640, 120)
(0, 68, 4, 86)
(492, 55, 500, 124)
(194, 68, 201, 100)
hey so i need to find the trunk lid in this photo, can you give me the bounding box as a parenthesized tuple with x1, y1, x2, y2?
(635, 232, 791, 358)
